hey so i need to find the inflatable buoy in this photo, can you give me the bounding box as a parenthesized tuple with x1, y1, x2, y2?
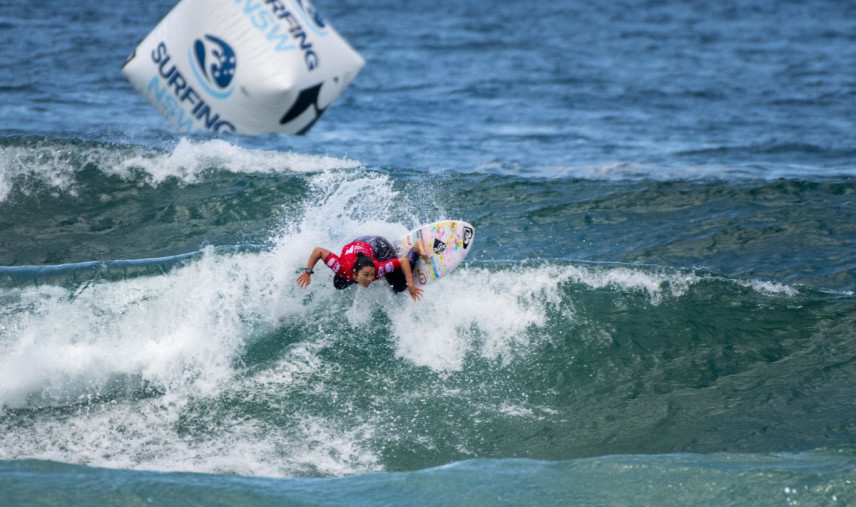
(122, 0, 365, 135)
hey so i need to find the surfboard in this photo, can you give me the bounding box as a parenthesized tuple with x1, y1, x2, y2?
(398, 220, 475, 287)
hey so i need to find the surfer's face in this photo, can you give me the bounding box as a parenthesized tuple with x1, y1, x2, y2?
(355, 266, 375, 287)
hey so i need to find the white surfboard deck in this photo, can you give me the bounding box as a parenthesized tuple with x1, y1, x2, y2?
(398, 220, 475, 287)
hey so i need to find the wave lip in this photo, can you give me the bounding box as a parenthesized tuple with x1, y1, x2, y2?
(0, 136, 362, 203)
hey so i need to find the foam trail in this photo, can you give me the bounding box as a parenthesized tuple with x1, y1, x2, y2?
(0, 241, 382, 476)
(389, 267, 557, 371)
(1, 248, 267, 409)
(0, 169, 400, 406)
(0, 168, 417, 475)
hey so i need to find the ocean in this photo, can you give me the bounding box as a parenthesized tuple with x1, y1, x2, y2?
(2, 0, 856, 504)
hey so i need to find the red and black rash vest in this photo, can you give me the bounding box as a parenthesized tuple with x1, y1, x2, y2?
(324, 240, 401, 284)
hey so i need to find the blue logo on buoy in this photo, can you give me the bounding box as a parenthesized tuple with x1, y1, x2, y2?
(294, 0, 328, 34)
(190, 34, 236, 99)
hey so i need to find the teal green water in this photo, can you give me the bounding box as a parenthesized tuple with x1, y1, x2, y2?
(4, 452, 856, 506)
(2, 139, 856, 484)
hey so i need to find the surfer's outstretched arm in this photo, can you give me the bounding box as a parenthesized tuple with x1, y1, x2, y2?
(297, 247, 331, 287)
(398, 255, 423, 301)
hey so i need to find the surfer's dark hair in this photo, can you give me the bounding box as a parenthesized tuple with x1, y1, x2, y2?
(353, 253, 375, 274)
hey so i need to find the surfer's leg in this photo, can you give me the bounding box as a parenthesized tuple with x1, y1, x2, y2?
(406, 247, 420, 266)
(413, 237, 430, 262)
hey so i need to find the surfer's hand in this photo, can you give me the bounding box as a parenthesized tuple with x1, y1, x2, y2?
(407, 284, 423, 301)
(297, 272, 312, 287)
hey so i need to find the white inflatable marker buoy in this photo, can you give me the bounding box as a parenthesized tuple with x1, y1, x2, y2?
(122, 0, 364, 135)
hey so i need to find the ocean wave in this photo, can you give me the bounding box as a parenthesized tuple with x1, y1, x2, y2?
(6, 136, 856, 206)
(1, 161, 854, 477)
(0, 237, 830, 476)
(0, 136, 361, 202)
(118, 138, 362, 184)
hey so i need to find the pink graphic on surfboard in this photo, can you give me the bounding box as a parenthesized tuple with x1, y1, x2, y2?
(398, 220, 475, 287)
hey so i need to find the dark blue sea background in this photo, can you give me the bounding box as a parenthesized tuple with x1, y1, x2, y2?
(2, 0, 856, 504)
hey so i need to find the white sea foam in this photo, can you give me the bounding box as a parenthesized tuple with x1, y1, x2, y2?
(0, 240, 380, 476)
(736, 279, 800, 297)
(0, 145, 81, 201)
(1, 248, 265, 409)
(386, 262, 701, 371)
(0, 168, 417, 477)
(117, 138, 361, 184)
(389, 266, 558, 371)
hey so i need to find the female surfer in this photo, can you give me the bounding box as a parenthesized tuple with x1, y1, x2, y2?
(297, 236, 429, 301)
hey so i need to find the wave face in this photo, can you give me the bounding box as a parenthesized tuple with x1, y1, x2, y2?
(1, 139, 856, 483)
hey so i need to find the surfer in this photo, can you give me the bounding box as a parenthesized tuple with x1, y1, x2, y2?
(297, 236, 430, 301)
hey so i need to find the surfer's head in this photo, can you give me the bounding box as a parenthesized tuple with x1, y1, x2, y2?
(353, 253, 376, 287)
